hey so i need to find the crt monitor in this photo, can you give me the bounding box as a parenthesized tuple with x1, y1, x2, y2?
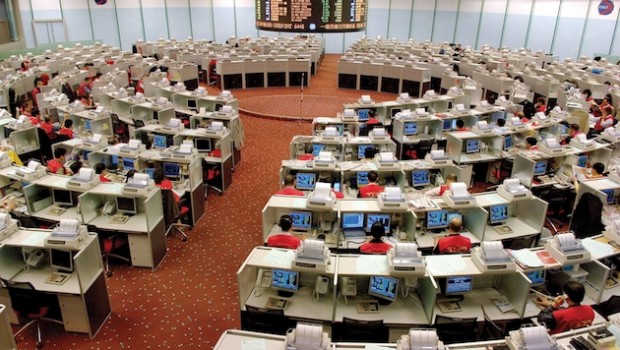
(412, 169, 430, 186)
(52, 189, 73, 207)
(404, 122, 418, 135)
(356, 171, 369, 187)
(163, 162, 180, 178)
(445, 276, 473, 295)
(357, 109, 370, 121)
(578, 155, 588, 168)
(358, 145, 374, 159)
(489, 204, 509, 224)
(533, 161, 547, 175)
(504, 135, 513, 150)
(84, 119, 91, 131)
(312, 144, 325, 156)
(526, 269, 546, 285)
(342, 212, 364, 229)
(465, 139, 480, 154)
(49, 249, 73, 272)
(295, 173, 316, 191)
(116, 196, 137, 215)
(153, 134, 167, 149)
(194, 138, 212, 153)
(368, 276, 398, 303)
(187, 99, 197, 109)
(443, 119, 453, 130)
(290, 211, 312, 231)
(366, 213, 390, 234)
(602, 188, 615, 204)
(271, 269, 299, 295)
(426, 210, 449, 230)
(123, 158, 135, 170)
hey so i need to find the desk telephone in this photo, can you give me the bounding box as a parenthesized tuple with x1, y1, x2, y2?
(256, 268, 272, 288)
(340, 277, 357, 296)
(103, 201, 116, 216)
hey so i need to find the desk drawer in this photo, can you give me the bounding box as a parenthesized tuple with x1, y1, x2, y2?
(58, 294, 89, 333)
(128, 234, 154, 268)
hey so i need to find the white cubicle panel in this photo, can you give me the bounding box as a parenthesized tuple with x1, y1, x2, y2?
(581, 259, 610, 305)
(0, 305, 16, 349)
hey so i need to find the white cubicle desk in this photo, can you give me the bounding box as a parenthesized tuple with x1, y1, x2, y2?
(0, 304, 16, 350)
(25, 174, 84, 222)
(446, 131, 502, 165)
(0, 230, 111, 337)
(213, 329, 288, 349)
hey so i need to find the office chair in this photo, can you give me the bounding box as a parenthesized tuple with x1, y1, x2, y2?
(132, 118, 145, 129)
(162, 189, 191, 242)
(594, 295, 620, 320)
(501, 234, 538, 250)
(481, 308, 504, 340)
(203, 160, 222, 194)
(1, 279, 63, 349)
(111, 114, 129, 143)
(333, 317, 389, 343)
(415, 138, 436, 160)
(243, 305, 293, 335)
(434, 315, 478, 344)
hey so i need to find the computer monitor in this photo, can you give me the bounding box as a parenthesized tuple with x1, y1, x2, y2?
(533, 161, 547, 175)
(145, 167, 155, 179)
(52, 189, 73, 207)
(358, 145, 374, 159)
(153, 134, 167, 149)
(342, 212, 364, 229)
(426, 210, 449, 230)
(356, 171, 369, 187)
(312, 144, 325, 156)
(111, 155, 119, 167)
(116, 197, 137, 215)
(489, 204, 509, 224)
(443, 119, 452, 130)
(578, 155, 588, 168)
(404, 122, 417, 135)
(163, 162, 180, 178)
(271, 269, 299, 296)
(412, 169, 430, 186)
(187, 99, 197, 109)
(445, 276, 473, 295)
(49, 249, 73, 272)
(368, 276, 398, 303)
(357, 109, 370, 121)
(82, 150, 92, 161)
(465, 139, 480, 154)
(295, 173, 316, 191)
(84, 119, 91, 131)
(366, 213, 390, 234)
(602, 188, 616, 204)
(123, 157, 135, 170)
(526, 269, 546, 285)
(504, 135, 513, 150)
(290, 211, 312, 231)
(391, 108, 402, 117)
(560, 124, 568, 135)
(194, 138, 212, 153)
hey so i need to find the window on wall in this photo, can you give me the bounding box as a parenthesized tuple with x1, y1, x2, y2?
(0, 0, 19, 44)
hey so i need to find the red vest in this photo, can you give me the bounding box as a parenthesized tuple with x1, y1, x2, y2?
(360, 241, 392, 254)
(275, 187, 305, 196)
(47, 159, 66, 175)
(267, 234, 301, 249)
(359, 183, 384, 198)
(551, 305, 594, 334)
(438, 234, 471, 254)
(438, 184, 450, 196)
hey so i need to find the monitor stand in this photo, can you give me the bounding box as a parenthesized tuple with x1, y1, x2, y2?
(277, 290, 295, 298)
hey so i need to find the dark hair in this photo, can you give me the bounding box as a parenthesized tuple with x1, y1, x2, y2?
(497, 118, 505, 127)
(304, 143, 314, 154)
(592, 162, 605, 175)
(153, 166, 165, 184)
(32, 109, 40, 117)
(364, 147, 376, 159)
(570, 123, 579, 131)
(514, 76, 524, 83)
(69, 161, 83, 174)
(34, 77, 41, 86)
(526, 137, 537, 146)
(279, 215, 293, 231)
(583, 89, 592, 98)
(368, 170, 379, 183)
(605, 94, 612, 102)
(21, 61, 27, 69)
(125, 169, 137, 183)
(537, 97, 545, 104)
(370, 221, 385, 240)
(563, 281, 585, 304)
(456, 119, 465, 128)
(54, 148, 67, 158)
(283, 174, 295, 186)
(94, 162, 106, 174)
(64, 119, 73, 128)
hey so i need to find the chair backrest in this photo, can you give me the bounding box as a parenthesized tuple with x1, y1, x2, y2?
(434, 315, 478, 344)
(132, 118, 145, 129)
(482, 308, 504, 340)
(244, 305, 291, 335)
(337, 317, 389, 343)
(1, 279, 46, 317)
(161, 189, 180, 226)
(502, 234, 537, 250)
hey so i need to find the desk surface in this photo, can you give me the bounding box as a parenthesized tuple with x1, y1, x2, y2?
(88, 212, 149, 233)
(245, 286, 334, 323)
(335, 294, 428, 325)
(483, 217, 540, 241)
(214, 330, 287, 350)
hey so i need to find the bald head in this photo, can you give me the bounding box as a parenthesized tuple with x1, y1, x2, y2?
(448, 217, 463, 233)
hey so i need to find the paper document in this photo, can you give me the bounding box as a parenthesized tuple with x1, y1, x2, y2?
(241, 339, 266, 350)
(262, 249, 295, 268)
(425, 255, 466, 275)
(582, 238, 615, 259)
(510, 249, 543, 268)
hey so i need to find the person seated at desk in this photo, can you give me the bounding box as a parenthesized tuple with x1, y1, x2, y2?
(515, 111, 530, 124)
(267, 215, 301, 249)
(525, 137, 538, 151)
(124, 169, 137, 183)
(535, 97, 547, 113)
(80, 93, 94, 109)
(359, 171, 384, 198)
(154, 167, 180, 203)
(593, 107, 615, 134)
(494, 118, 507, 133)
(425, 173, 457, 197)
(455, 119, 469, 131)
(94, 162, 111, 183)
(39, 115, 54, 139)
(365, 110, 382, 128)
(361, 147, 377, 162)
(27, 107, 40, 126)
(535, 281, 594, 335)
(275, 174, 305, 196)
(585, 162, 606, 179)
(297, 144, 314, 161)
(31, 77, 43, 108)
(360, 221, 392, 254)
(58, 119, 74, 139)
(436, 217, 471, 254)
(47, 148, 72, 175)
(561, 123, 582, 145)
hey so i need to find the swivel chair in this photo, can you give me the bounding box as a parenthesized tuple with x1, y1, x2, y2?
(162, 189, 191, 242)
(333, 317, 389, 343)
(243, 305, 293, 335)
(1, 279, 63, 349)
(434, 314, 478, 344)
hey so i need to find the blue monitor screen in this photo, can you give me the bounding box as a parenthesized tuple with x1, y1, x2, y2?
(295, 173, 316, 191)
(534, 161, 547, 175)
(290, 211, 312, 230)
(368, 276, 398, 302)
(84, 120, 91, 131)
(527, 270, 546, 285)
(578, 155, 588, 168)
(335, 125, 345, 135)
(412, 170, 430, 186)
(489, 204, 509, 224)
(466, 139, 480, 154)
(163, 162, 180, 177)
(427, 210, 449, 230)
(445, 276, 473, 295)
(357, 109, 370, 121)
(312, 144, 325, 156)
(366, 213, 391, 233)
(560, 124, 568, 135)
(153, 135, 167, 149)
(342, 213, 364, 229)
(123, 158, 134, 170)
(602, 188, 615, 204)
(271, 269, 299, 292)
(404, 122, 417, 135)
(111, 155, 119, 166)
(145, 168, 155, 179)
(443, 119, 453, 130)
(356, 171, 369, 186)
(358, 145, 374, 159)
(504, 135, 513, 150)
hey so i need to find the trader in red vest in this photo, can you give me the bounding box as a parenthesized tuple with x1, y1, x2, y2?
(536, 281, 594, 334)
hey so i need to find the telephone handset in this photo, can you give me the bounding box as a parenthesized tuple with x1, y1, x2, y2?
(103, 201, 116, 216)
(341, 277, 357, 296)
(256, 268, 272, 288)
(315, 276, 329, 294)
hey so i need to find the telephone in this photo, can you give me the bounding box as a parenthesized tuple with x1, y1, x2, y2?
(256, 268, 272, 288)
(319, 220, 332, 232)
(340, 277, 357, 296)
(22, 247, 45, 271)
(315, 276, 329, 294)
(103, 201, 116, 216)
(401, 276, 418, 297)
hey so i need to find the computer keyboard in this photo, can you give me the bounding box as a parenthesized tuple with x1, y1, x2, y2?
(45, 272, 70, 285)
(48, 207, 66, 216)
(109, 215, 129, 224)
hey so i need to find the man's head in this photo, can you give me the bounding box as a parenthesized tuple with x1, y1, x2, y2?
(94, 162, 106, 175)
(536, 97, 545, 105)
(370, 221, 385, 240)
(456, 119, 465, 129)
(283, 174, 296, 187)
(367, 171, 379, 184)
(279, 215, 293, 232)
(445, 173, 457, 185)
(592, 162, 605, 176)
(570, 123, 579, 133)
(497, 118, 506, 127)
(304, 143, 314, 155)
(364, 146, 376, 159)
(526, 137, 537, 149)
(448, 217, 463, 233)
(54, 148, 67, 161)
(64, 119, 74, 129)
(563, 281, 585, 304)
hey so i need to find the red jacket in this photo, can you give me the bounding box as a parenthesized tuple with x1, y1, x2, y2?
(275, 187, 305, 196)
(58, 128, 73, 138)
(438, 234, 471, 254)
(550, 305, 594, 334)
(39, 122, 54, 139)
(267, 234, 301, 249)
(359, 183, 384, 198)
(47, 159, 67, 175)
(99, 175, 111, 183)
(360, 241, 392, 254)
(297, 154, 314, 161)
